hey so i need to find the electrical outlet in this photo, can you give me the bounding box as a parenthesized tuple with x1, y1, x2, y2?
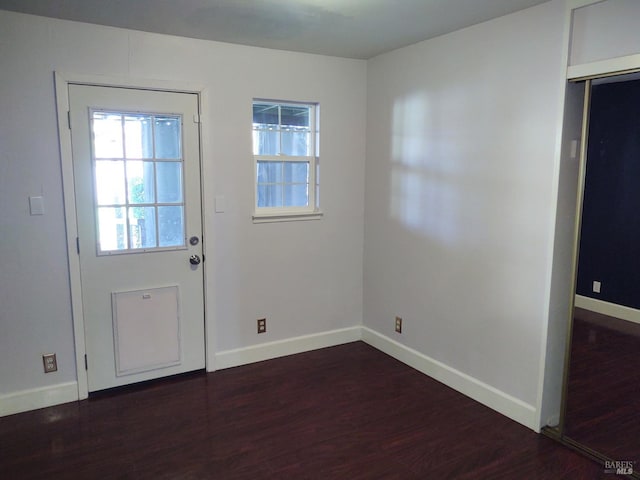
(395, 316, 402, 334)
(593, 281, 601, 293)
(257, 318, 266, 334)
(43, 353, 57, 373)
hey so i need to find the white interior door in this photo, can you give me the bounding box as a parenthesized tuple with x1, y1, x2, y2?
(68, 84, 205, 392)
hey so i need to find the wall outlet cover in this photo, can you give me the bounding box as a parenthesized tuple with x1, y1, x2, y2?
(395, 316, 402, 334)
(257, 318, 266, 334)
(43, 353, 57, 373)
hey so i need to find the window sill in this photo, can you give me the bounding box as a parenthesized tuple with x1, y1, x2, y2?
(252, 210, 323, 224)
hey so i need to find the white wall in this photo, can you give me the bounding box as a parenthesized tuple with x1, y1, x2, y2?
(9, 1, 629, 430)
(0, 11, 366, 405)
(364, 1, 567, 427)
(570, 0, 640, 66)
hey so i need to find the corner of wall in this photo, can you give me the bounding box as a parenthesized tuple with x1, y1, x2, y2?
(361, 327, 539, 431)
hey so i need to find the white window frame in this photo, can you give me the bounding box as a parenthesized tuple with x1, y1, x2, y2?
(252, 100, 322, 223)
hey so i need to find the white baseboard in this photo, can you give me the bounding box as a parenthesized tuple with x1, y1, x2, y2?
(1, 326, 539, 431)
(575, 295, 640, 325)
(215, 326, 362, 370)
(361, 327, 538, 431)
(0, 382, 78, 417)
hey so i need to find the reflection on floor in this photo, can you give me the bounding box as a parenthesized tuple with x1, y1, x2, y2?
(565, 307, 640, 468)
(1, 342, 609, 479)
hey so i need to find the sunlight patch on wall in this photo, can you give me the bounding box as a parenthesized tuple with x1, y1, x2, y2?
(390, 92, 461, 244)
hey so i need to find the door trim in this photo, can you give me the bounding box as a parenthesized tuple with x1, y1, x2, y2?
(54, 72, 214, 400)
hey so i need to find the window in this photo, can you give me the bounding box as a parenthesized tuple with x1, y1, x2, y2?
(91, 110, 186, 253)
(252, 100, 321, 221)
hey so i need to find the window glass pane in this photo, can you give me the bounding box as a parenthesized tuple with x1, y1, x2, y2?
(95, 160, 126, 205)
(252, 101, 317, 212)
(97, 206, 127, 251)
(284, 184, 309, 207)
(253, 103, 279, 125)
(156, 162, 183, 203)
(93, 113, 123, 158)
(253, 128, 279, 155)
(281, 129, 310, 156)
(129, 206, 157, 249)
(124, 115, 153, 159)
(158, 206, 184, 247)
(257, 161, 282, 183)
(257, 184, 283, 207)
(127, 161, 155, 204)
(283, 162, 309, 183)
(280, 105, 309, 127)
(155, 116, 181, 159)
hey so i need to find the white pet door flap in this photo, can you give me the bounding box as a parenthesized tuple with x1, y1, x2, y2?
(112, 286, 182, 376)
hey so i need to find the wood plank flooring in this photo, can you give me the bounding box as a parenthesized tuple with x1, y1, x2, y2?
(0, 342, 616, 479)
(564, 308, 640, 470)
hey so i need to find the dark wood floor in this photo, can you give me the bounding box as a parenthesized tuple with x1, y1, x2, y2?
(0, 342, 616, 479)
(564, 308, 640, 469)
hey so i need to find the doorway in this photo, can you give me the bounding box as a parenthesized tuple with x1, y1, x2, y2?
(560, 73, 640, 476)
(63, 82, 206, 393)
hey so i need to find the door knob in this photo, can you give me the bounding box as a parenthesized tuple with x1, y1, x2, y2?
(189, 254, 201, 265)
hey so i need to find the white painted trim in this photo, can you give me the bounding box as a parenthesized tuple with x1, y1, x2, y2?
(55, 71, 88, 400)
(54, 71, 214, 396)
(0, 382, 78, 417)
(567, 0, 605, 9)
(54, 71, 207, 93)
(534, 0, 576, 431)
(252, 211, 324, 223)
(567, 54, 640, 80)
(361, 327, 539, 431)
(199, 87, 218, 373)
(215, 327, 362, 369)
(575, 295, 640, 325)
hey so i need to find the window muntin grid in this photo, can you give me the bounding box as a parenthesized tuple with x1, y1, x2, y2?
(91, 110, 186, 254)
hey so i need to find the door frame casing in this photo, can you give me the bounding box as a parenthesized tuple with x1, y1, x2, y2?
(54, 72, 215, 400)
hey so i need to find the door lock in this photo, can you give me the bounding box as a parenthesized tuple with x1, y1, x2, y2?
(189, 254, 201, 265)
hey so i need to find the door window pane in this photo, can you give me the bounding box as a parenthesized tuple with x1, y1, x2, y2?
(155, 116, 181, 159)
(98, 206, 127, 251)
(93, 113, 123, 158)
(95, 160, 126, 205)
(124, 115, 153, 159)
(156, 162, 183, 203)
(129, 207, 157, 249)
(127, 161, 155, 204)
(158, 206, 184, 247)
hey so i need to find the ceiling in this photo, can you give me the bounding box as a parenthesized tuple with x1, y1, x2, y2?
(0, 0, 550, 59)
